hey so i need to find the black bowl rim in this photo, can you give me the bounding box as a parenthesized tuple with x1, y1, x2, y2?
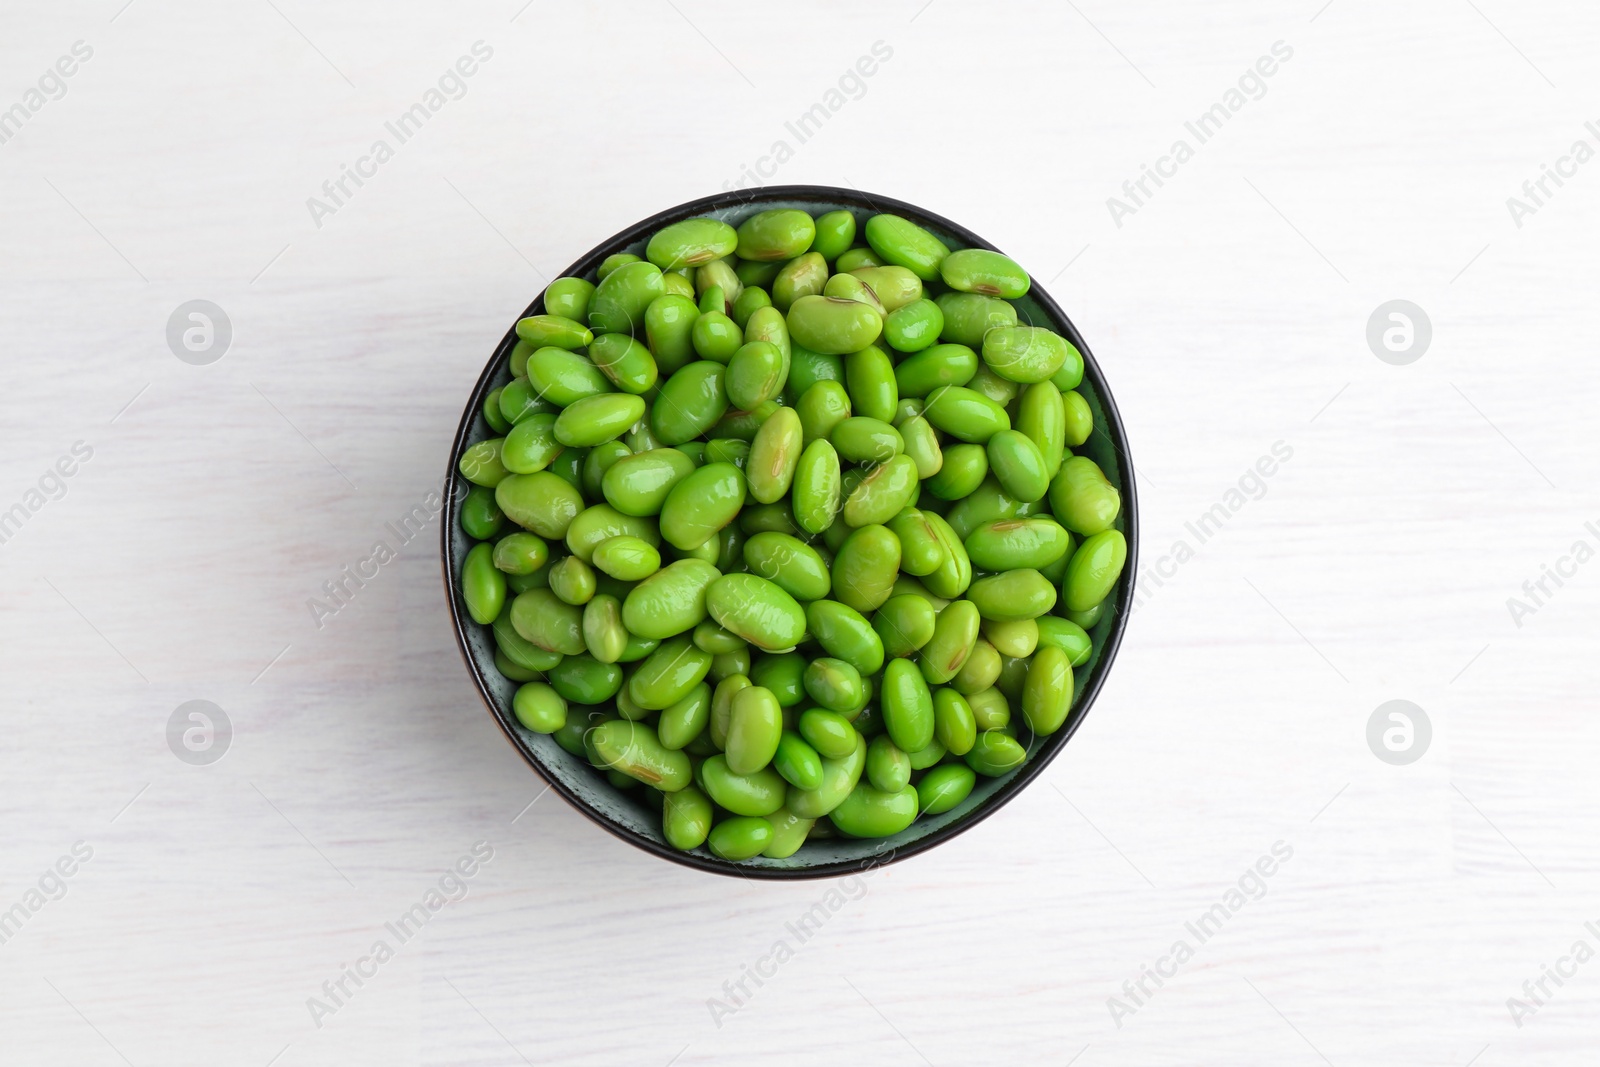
(442, 184, 1138, 880)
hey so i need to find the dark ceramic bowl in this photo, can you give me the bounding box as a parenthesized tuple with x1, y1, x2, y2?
(443, 185, 1137, 879)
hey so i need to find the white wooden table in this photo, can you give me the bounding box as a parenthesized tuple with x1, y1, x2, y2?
(3, 1, 1598, 1063)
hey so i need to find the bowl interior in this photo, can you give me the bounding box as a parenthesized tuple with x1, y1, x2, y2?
(443, 186, 1137, 878)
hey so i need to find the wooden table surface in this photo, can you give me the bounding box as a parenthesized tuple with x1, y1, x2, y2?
(4, 1, 1598, 1063)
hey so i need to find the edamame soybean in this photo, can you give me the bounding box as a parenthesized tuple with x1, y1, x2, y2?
(455, 203, 1131, 864)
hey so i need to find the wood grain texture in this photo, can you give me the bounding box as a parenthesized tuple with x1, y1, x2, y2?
(3, 0, 1598, 1063)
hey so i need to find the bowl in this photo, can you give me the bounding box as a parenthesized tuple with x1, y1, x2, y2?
(442, 185, 1137, 878)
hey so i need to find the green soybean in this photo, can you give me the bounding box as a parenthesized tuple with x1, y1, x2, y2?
(547, 555, 596, 606)
(881, 658, 935, 752)
(1062, 390, 1094, 447)
(849, 265, 923, 313)
(873, 594, 937, 659)
(967, 569, 1057, 621)
(590, 719, 691, 791)
(492, 531, 548, 575)
(926, 443, 988, 500)
(844, 344, 898, 423)
(497, 471, 584, 539)
(709, 816, 774, 860)
(835, 246, 883, 271)
(772, 252, 828, 312)
(645, 294, 700, 375)
(843, 454, 918, 527)
(1022, 644, 1074, 736)
(726, 684, 784, 774)
(516, 314, 593, 350)
(796, 380, 852, 445)
(602, 448, 694, 517)
(548, 652, 622, 704)
(786, 296, 883, 355)
(736, 209, 816, 261)
(1065, 530, 1127, 612)
(831, 418, 902, 466)
(461, 485, 505, 540)
(787, 732, 866, 818)
(965, 518, 1072, 572)
(622, 558, 721, 640)
(918, 598, 980, 685)
(805, 600, 885, 677)
(646, 217, 738, 269)
(743, 532, 830, 601)
(787, 343, 844, 397)
(560, 508, 650, 565)
(726, 341, 786, 411)
(865, 735, 912, 793)
(657, 682, 712, 750)
(750, 650, 806, 707)
(460, 439, 509, 488)
(982, 326, 1070, 384)
(1036, 616, 1093, 666)
(627, 635, 713, 710)
(966, 730, 1027, 777)
(922, 385, 1010, 443)
(823, 272, 887, 317)
(582, 594, 629, 663)
(798, 708, 859, 761)
(700, 755, 788, 817)
(801, 657, 863, 714)
(864, 214, 949, 281)
(651, 362, 728, 445)
(951, 637, 1001, 695)
(512, 681, 567, 733)
(917, 764, 975, 815)
(554, 393, 646, 448)
(884, 298, 945, 353)
(939, 248, 1030, 299)
(663, 785, 713, 850)
(936, 292, 1017, 348)
(831, 524, 901, 614)
(1050, 456, 1121, 535)
(919, 511, 973, 601)
(830, 782, 918, 838)
(461, 543, 506, 625)
(660, 462, 745, 550)
(731, 285, 771, 330)
(544, 277, 595, 322)
(588, 333, 658, 394)
(706, 573, 807, 652)
(762, 807, 816, 858)
(591, 535, 661, 582)
(745, 406, 802, 505)
(895, 343, 978, 398)
(986, 429, 1050, 503)
(932, 687, 977, 755)
(589, 260, 665, 335)
(811, 210, 857, 262)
